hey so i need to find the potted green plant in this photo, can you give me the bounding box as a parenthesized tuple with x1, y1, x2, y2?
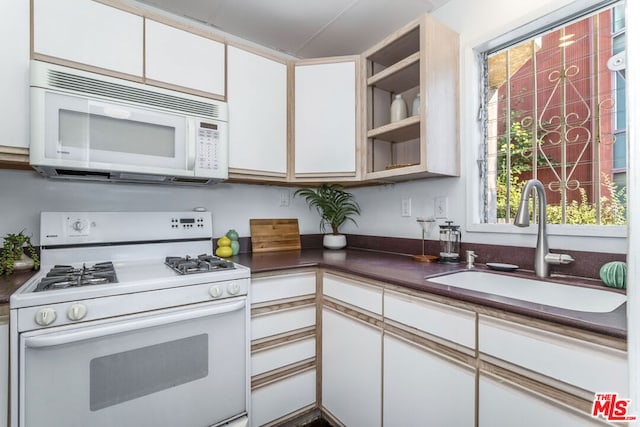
(294, 184, 361, 249)
(0, 231, 40, 275)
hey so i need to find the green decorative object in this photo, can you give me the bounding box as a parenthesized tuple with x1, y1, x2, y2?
(230, 240, 240, 256)
(226, 229, 239, 241)
(0, 230, 40, 275)
(599, 261, 627, 289)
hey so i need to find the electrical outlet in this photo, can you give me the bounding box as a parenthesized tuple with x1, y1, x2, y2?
(401, 199, 412, 217)
(279, 190, 290, 207)
(435, 197, 448, 219)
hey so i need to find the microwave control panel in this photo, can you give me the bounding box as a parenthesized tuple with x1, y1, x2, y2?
(196, 121, 221, 176)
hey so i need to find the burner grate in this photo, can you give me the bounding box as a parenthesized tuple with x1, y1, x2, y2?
(35, 262, 118, 292)
(165, 254, 235, 275)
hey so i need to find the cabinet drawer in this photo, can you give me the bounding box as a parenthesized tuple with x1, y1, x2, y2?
(251, 306, 316, 340)
(479, 315, 628, 394)
(384, 291, 476, 349)
(323, 274, 382, 314)
(479, 373, 609, 427)
(251, 369, 316, 427)
(252, 337, 316, 376)
(251, 272, 316, 304)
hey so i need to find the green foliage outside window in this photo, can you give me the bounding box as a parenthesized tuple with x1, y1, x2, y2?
(495, 118, 626, 225)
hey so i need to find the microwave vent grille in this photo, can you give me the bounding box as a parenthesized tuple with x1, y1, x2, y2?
(46, 69, 220, 119)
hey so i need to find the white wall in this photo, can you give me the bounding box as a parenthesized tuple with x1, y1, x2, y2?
(344, 0, 628, 254)
(0, 169, 318, 245)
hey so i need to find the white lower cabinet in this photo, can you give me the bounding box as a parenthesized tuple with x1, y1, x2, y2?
(478, 315, 628, 395)
(479, 373, 608, 427)
(250, 271, 317, 426)
(322, 308, 381, 427)
(383, 334, 475, 426)
(252, 369, 316, 427)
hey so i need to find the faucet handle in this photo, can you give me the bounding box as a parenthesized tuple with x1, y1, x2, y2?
(466, 250, 478, 268)
(544, 253, 575, 265)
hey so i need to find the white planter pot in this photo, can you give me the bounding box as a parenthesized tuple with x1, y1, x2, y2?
(323, 234, 347, 250)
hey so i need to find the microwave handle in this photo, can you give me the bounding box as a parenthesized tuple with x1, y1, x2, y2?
(187, 119, 197, 170)
(24, 299, 245, 349)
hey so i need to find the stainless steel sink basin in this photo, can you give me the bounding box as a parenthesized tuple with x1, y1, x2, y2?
(428, 271, 626, 313)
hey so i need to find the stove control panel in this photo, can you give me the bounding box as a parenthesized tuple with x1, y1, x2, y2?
(41, 212, 214, 246)
(170, 216, 206, 229)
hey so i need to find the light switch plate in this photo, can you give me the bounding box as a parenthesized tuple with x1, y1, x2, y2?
(435, 197, 448, 219)
(401, 199, 412, 217)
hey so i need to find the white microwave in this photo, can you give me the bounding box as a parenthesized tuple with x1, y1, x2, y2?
(29, 61, 228, 185)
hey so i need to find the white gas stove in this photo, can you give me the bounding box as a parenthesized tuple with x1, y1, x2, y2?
(10, 211, 250, 427)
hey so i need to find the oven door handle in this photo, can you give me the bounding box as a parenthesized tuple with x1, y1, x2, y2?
(24, 299, 246, 349)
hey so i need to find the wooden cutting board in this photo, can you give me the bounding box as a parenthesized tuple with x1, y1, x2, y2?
(250, 218, 301, 253)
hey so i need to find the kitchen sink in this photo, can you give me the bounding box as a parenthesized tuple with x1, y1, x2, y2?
(428, 271, 626, 313)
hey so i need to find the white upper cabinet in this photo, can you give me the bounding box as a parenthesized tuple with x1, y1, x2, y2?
(0, 0, 29, 150)
(145, 19, 225, 98)
(227, 46, 288, 178)
(294, 58, 359, 179)
(32, 0, 143, 77)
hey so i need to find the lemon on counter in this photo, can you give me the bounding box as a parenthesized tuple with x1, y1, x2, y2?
(215, 246, 233, 258)
(217, 236, 231, 247)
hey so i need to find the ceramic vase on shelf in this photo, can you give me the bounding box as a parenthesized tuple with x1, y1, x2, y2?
(412, 92, 421, 116)
(390, 94, 407, 123)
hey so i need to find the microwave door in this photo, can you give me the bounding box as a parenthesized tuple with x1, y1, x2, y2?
(43, 91, 189, 173)
(85, 100, 188, 171)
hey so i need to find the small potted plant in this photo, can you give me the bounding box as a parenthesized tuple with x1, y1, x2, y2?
(0, 231, 40, 275)
(294, 184, 361, 249)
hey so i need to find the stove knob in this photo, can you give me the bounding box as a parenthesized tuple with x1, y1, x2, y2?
(72, 220, 86, 231)
(209, 285, 223, 298)
(227, 282, 240, 295)
(35, 308, 57, 326)
(67, 303, 88, 321)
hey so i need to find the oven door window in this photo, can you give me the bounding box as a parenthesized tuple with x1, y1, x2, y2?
(44, 91, 188, 170)
(20, 300, 246, 427)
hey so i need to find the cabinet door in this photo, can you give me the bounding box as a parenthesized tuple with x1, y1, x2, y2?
(384, 334, 475, 426)
(145, 19, 225, 98)
(322, 308, 381, 427)
(294, 58, 358, 178)
(0, 0, 29, 149)
(227, 46, 288, 177)
(479, 374, 608, 427)
(32, 0, 143, 77)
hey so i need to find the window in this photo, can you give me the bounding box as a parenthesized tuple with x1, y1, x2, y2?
(482, 2, 626, 226)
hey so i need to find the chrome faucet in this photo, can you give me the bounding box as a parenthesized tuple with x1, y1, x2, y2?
(514, 179, 574, 277)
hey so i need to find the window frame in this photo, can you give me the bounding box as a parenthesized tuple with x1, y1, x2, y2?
(467, 0, 628, 240)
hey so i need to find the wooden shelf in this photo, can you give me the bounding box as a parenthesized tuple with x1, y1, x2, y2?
(0, 146, 30, 169)
(363, 13, 459, 182)
(366, 24, 420, 67)
(367, 52, 420, 93)
(367, 115, 420, 142)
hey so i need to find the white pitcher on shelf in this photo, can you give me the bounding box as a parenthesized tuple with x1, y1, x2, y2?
(390, 94, 407, 122)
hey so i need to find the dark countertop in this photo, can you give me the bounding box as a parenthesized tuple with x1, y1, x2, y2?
(0, 270, 36, 305)
(1, 249, 626, 339)
(236, 249, 627, 339)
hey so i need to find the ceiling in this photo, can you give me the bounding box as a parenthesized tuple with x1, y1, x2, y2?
(135, 0, 452, 58)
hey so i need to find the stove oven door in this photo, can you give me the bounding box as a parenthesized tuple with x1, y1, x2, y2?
(18, 297, 248, 427)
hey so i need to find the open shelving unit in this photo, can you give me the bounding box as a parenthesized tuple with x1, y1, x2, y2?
(362, 14, 460, 181)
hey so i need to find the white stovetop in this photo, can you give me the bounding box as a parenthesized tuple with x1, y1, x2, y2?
(10, 255, 250, 309)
